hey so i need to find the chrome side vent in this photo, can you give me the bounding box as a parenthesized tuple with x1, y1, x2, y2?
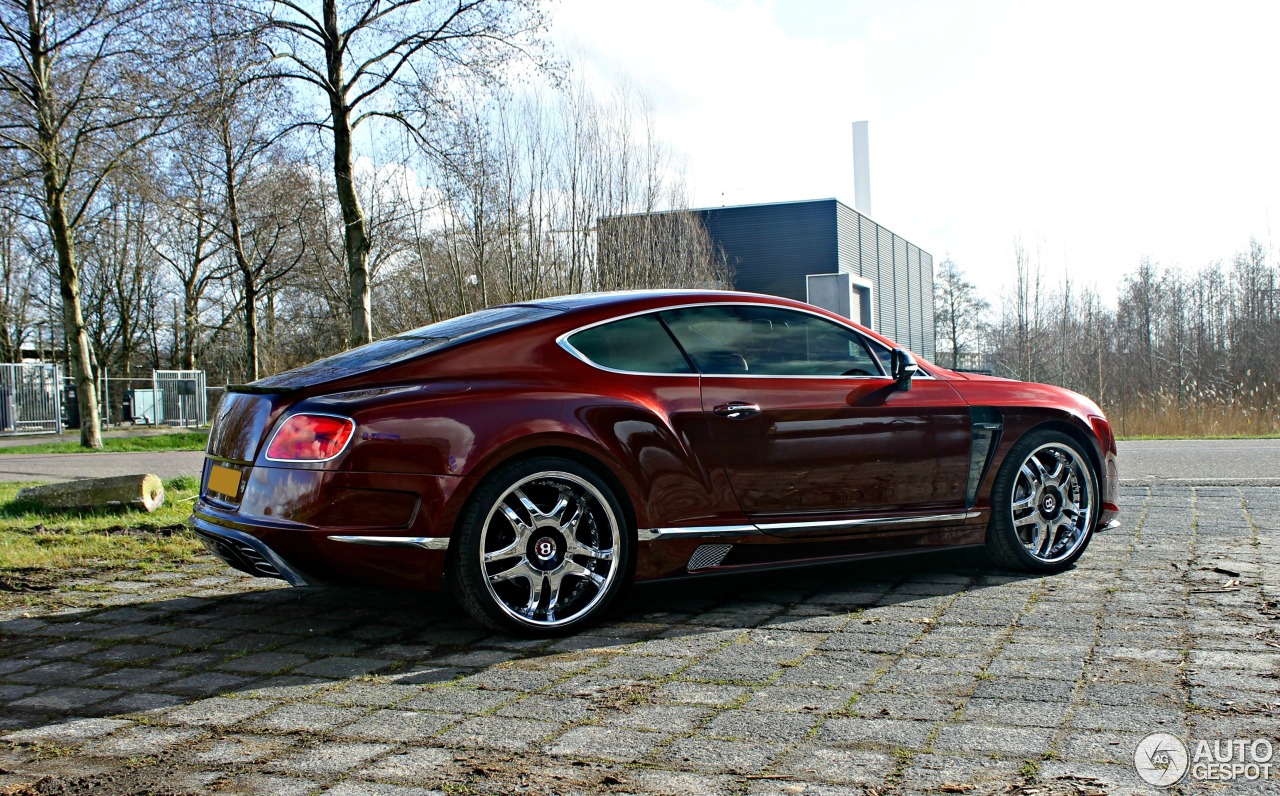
(966, 407, 1004, 508)
(688, 544, 732, 571)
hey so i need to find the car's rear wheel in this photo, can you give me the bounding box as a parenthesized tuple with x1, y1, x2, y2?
(450, 456, 629, 635)
(986, 430, 1098, 572)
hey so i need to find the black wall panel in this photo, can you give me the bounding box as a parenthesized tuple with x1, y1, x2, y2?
(698, 201, 837, 302)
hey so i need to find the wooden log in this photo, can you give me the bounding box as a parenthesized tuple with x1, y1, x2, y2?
(17, 473, 166, 513)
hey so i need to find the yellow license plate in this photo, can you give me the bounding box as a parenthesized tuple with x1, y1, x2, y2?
(207, 464, 242, 498)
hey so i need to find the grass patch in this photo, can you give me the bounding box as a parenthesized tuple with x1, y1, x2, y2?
(0, 431, 208, 455)
(0, 477, 203, 590)
(166, 473, 200, 492)
(1106, 401, 1280, 438)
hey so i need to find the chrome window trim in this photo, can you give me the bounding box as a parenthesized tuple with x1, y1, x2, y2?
(638, 511, 981, 541)
(328, 535, 451, 550)
(556, 311, 698, 378)
(556, 301, 933, 380)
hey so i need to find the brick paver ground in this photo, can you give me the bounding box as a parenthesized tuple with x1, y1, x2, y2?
(1, 485, 1278, 795)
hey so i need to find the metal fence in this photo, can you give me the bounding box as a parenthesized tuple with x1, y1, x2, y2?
(62, 372, 112, 430)
(0, 363, 63, 436)
(1, 365, 209, 435)
(152, 370, 208, 427)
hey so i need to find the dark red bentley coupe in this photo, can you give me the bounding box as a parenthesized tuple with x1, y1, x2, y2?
(193, 290, 1119, 634)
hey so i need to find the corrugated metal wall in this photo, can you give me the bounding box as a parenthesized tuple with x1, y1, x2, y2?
(698, 202, 836, 301)
(693, 199, 935, 359)
(920, 250, 935, 359)
(893, 236, 909, 343)
(858, 214, 879, 329)
(907, 243, 923, 356)
(876, 226, 894, 344)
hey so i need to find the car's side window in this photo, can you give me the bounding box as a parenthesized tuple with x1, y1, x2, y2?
(659, 305, 885, 377)
(565, 314, 694, 374)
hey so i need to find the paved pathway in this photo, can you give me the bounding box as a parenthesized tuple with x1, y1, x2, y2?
(0, 484, 1277, 794)
(0, 437, 1274, 486)
(1119, 438, 1280, 486)
(0, 450, 204, 483)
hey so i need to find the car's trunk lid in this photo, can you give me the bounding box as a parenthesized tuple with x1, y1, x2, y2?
(207, 391, 279, 462)
(243, 305, 563, 393)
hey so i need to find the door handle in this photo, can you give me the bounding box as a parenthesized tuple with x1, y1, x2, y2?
(713, 402, 761, 419)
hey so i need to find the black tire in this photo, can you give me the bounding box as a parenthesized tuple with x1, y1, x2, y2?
(449, 456, 631, 635)
(986, 429, 1099, 573)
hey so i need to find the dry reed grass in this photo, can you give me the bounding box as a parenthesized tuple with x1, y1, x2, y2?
(1107, 396, 1280, 438)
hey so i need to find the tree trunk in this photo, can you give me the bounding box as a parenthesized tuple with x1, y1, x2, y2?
(264, 284, 275, 375)
(219, 112, 258, 380)
(52, 207, 102, 448)
(19, 473, 165, 512)
(243, 269, 258, 381)
(182, 287, 198, 370)
(28, 0, 100, 448)
(325, 0, 372, 348)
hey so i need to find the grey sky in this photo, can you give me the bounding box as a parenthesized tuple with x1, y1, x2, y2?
(553, 0, 1280, 302)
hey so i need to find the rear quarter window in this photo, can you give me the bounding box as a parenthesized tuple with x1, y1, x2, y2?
(565, 314, 693, 374)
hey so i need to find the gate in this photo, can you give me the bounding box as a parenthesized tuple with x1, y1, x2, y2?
(0, 363, 63, 435)
(153, 370, 208, 427)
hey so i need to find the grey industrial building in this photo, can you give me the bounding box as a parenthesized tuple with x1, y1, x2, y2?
(695, 198, 935, 360)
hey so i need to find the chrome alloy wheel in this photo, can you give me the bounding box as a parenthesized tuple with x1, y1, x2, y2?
(479, 471, 620, 628)
(1010, 442, 1096, 563)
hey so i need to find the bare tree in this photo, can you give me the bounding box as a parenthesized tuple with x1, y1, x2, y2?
(226, 159, 313, 381)
(259, 0, 553, 348)
(80, 176, 157, 380)
(988, 240, 1046, 382)
(0, 0, 182, 446)
(415, 76, 727, 320)
(1118, 257, 1163, 413)
(933, 258, 989, 369)
(0, 203, 37, 361)
(148, 138, 229, 370)
(178, 3, 312, 381)
(976, 236, 1280, 437)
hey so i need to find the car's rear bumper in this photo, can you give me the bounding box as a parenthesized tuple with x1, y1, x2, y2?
(192, 455, 469, 590)
(190, 515, 317, 586)
(191, 498, 457, 590)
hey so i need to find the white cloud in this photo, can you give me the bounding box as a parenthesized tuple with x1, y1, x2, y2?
(554, 0, 874, 206)
(552, 0, 1280, 302)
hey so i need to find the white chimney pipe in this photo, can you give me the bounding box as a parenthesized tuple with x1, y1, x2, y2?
(852, 121, 871, 216)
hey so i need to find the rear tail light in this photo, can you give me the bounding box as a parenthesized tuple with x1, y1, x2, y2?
(265, 414, 355, 462)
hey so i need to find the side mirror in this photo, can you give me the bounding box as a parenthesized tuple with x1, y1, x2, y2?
(890, 348, 918, 391)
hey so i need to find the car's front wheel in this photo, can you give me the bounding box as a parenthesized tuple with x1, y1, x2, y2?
(986, 430, 1099, 572)
(450, 457, 630, 635)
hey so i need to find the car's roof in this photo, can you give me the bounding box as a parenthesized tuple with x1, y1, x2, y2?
(240, 288, 944, 395)
(517, 288, 908, 353)
(520, 289, 743, 311)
